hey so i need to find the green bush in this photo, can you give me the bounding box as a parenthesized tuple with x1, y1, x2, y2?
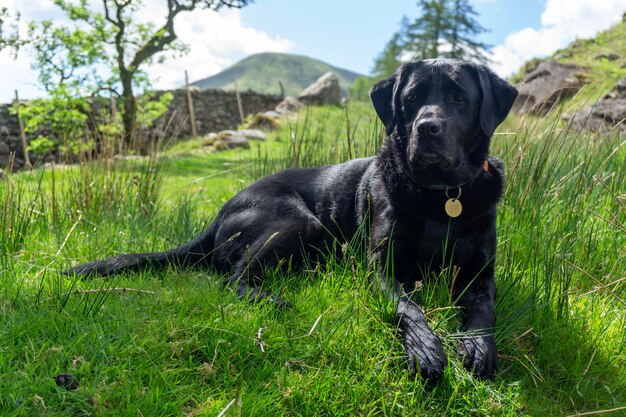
(26, 136, 56, 155)
(348, 76, 377, 102)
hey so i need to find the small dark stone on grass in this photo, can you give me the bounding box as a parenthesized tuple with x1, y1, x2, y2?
(594, 53, 620, 61)
(54, 373, 79, 390)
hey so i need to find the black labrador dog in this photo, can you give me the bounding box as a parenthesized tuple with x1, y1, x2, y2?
(68, 59, 518, 381)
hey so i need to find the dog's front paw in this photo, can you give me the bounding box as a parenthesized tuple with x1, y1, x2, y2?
(399, 317, 447, 381)
(459, 335, 497, 379)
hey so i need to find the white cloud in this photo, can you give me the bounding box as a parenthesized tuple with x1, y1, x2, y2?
(147, 8, 293, 89)
(489, 0, 625, 77)
(2, 0, 63, 20)
(0, 0, 69, 102)
(0, 50, 44, 101)
(0, 1, 292, 102)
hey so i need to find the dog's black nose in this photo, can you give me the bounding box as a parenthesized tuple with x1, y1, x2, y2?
(417, 118, 443, 137)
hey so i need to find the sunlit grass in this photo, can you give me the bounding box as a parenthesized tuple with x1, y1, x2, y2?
(0, 102, 624, 416)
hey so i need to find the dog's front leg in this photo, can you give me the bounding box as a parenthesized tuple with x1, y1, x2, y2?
(369, 210, 447, 381)
(456, 271, 498, 379)
(395, 292, 448, 381)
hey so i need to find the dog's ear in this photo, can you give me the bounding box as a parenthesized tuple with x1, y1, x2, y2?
(476, 66, 518, 138)
(370, 74, 398, 136)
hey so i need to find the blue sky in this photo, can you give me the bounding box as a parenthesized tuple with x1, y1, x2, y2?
(239, 0, 545, 75)
(1, 0, 624, 102)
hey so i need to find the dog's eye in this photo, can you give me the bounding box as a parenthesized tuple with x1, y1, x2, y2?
(453, 94, 465, 103)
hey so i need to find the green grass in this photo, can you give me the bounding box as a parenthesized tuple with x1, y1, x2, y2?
(1, 101, 624, 416)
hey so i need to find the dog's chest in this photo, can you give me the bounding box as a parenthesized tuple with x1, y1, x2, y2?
(415, 218, 470, 272)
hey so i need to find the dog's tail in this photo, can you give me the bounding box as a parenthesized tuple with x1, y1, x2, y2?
(65, 224, 216, 277)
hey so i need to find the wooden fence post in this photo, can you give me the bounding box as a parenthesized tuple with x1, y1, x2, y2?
(184, 70, 198, 138)
(108, 96, 120, 157)
(233, 78, 245, 124)
(278, 81, 285, 98)
(13, 90, 32, 170)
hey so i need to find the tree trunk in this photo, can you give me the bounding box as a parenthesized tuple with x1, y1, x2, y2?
(120, 71, 136, 149)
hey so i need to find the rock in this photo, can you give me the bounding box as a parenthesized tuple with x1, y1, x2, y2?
(275, 96, 304, 114)
(202, 129, 265, 153)
(245, 112, 280, 130)
(512, 61, 586, 115)
(563, 100, 626, 133)
(217, 130, 250, 149)
(563, 76, 626, 134)
(604, 76, 626, 99)
(203, 138, 230, 153)
(203, 141, 229, 153)
(594, 53, 620, 61)
(262, 110, 282, 118)
(203, 132, 219, 144)
(54, 373, 79, 391)
(298, 72, 341, 106)
(202, 130, 250, 153)
(238, 129, 267, 141)
(0, 141, 10, 156)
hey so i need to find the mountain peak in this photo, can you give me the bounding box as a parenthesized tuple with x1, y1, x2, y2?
(191, 52, 364, 97)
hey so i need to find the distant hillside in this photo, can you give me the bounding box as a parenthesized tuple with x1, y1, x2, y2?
(191, 53, 364, 97)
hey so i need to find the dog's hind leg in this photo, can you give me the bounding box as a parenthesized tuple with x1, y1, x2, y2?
(218, 222, 321, 309)
(226, 264, 292, 309)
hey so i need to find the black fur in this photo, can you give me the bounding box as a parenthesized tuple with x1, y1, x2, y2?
(67, 59, 518, 381)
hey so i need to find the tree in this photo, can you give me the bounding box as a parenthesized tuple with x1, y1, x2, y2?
(372, 31, 405, 78)
(372, 0, 489, 74)
(348, 76, 376, 102)
(0, 8, 28, 53)
(404, 0, 449, 61)
(443, 0, 490, 62)
(3, 0, 253, 147)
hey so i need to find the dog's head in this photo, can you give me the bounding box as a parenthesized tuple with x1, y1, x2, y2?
(370, 59, 518, 186)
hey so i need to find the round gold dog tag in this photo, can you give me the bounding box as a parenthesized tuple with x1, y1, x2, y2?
(445, 198, 462, 218)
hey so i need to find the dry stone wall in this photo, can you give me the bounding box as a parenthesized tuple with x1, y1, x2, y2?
(0, 88, 282, 171)
(0, 104, 50, 169)
(0, 105, 20, 168)
(153, 89, 282, 139)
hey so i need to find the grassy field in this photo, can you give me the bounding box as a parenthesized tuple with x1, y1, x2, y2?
(0, 99, 625, 416)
